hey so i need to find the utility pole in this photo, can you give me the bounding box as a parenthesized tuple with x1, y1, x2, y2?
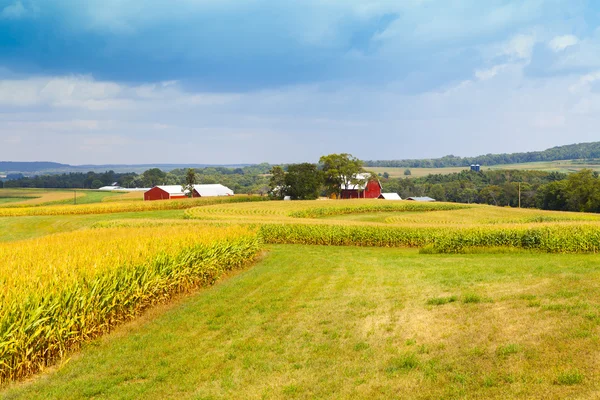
(518, 182, 521, 208)
(74, 190, 77, 205)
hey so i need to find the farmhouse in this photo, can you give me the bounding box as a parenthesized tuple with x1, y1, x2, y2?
(144, 184, 234, 201)
(340, 173, 382, 199)
(378, 193, 402, 200)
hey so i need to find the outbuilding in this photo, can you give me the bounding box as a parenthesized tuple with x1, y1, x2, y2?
(406, 196, 436, 202)
(144, 185, 188, 201)
(192, 184, 234, 197)
(378, 193, 402, 200)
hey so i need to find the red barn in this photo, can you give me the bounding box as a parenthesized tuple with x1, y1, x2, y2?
(340, 174, 382, 199)
(144, 185, 189, 201)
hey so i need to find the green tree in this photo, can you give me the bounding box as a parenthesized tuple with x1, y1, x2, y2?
(268, 166, 287, 199)
(319, 153, 363, 199)
(427, 184, 446, 202)
(284, 163, 323, 200)
(142, 168, 167, 187)
(182, 168, 197, 198)
(403, 169, 411, 176)
(565, 169, 600, 212)
(91, 179, 104, 189)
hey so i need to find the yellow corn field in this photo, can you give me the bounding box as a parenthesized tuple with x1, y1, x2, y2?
(181, 199, 600, 252)
(0, 226, 260, 382)
(0, 195, 268, 217)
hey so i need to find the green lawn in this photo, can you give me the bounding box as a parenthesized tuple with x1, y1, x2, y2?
(5, 245, 600, 399)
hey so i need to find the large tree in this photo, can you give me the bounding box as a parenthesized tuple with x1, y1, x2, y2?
(284, 163, 323, 200)
(182, 168, 197, 198)
(268, 166, 287, 199)
(142, 168, 167, 187)
(319, 153, 364, 199)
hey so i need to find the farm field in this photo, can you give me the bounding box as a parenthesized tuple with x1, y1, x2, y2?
(0, 188, 139, 206)
(1, 196, 600, 398)
(6, 245, 600, 399)
(370, 159, 600, 178)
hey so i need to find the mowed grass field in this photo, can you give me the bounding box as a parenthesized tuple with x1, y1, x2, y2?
(6, 245, 600, 399)
(370, 159, 600, 178)
(1, 196, 600, 398)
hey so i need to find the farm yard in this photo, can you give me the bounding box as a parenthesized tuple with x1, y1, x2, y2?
(1, 189, 600, 399)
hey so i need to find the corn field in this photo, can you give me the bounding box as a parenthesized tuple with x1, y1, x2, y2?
(0, 195, 268, 217)
(258, 223, 600, 253)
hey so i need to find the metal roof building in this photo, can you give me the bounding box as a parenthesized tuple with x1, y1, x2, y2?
(144, 185, 189, 201)
(406, 196, 436, 202)
(378, 193, 402, 200)
(192, 184, 234, 197)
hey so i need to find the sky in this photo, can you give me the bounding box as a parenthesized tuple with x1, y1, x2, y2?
(1, 0, 600, 165)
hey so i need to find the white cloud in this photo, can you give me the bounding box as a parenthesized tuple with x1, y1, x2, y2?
(0, 75, 241, 111)
(2, 62, 600, 164)
(548, 34, 578, 52)
(475, 64, 508, 81)
(1, 1, 27, 19)
(568, 70, 600, 93)
(501, 34, 536, 60)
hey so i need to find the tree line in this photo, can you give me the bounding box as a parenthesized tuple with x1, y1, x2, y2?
(365, 141, 600, 168)
(382, 169, 600, 212)
(1, 165, 273, 194)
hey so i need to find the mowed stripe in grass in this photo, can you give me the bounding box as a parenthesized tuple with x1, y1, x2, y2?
(5, 245, 600, 399)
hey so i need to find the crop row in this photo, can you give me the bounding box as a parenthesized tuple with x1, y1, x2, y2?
(288, 202, 470, 218)
(0, 195, 268, 217)
(0, 226, 261, 382)
(259, 223, 600, 253)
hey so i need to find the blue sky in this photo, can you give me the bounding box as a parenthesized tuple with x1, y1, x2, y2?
(1, 0, 600, 164)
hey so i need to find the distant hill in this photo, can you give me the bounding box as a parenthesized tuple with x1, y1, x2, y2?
(365, 141, 600, 168)
(3, 141, 600, 176)
(0, 163, 254, 175)
(0, 162, 69, 173)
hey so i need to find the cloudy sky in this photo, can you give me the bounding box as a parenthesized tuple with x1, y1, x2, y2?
(1, 0, 599, 164)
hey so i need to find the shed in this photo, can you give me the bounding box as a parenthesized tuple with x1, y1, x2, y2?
(98, 185, 123, 191)
(144, 185, 188, 201)
(340, 173, 382, 199)
(378, 193, 402, 200)
(406, 196, 436, 202)
(192, 184, 234, 197)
